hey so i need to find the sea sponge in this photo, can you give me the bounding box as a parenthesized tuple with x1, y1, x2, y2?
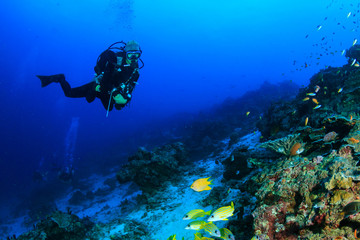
(325, 173, 353, 190)
(330, 190, 353, 205)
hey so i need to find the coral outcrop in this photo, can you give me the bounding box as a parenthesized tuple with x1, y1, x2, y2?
(116, 142, 188, 195)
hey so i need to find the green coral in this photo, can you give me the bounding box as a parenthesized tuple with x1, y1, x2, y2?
(259, 133, 302, 156)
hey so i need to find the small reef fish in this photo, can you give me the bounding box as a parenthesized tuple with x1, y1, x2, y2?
(341, 50, 346, 55)
(289, 142, 303, 156)
(183, 209, 212, 220)
(202, 222, 221, 237)
(219, 228, 235, 240)
(302, 97, 310, 101)
(313, 105, 321, 110)
(251, 236, 260, 240)
(314, 85, 320, 93)
(338, 88, 343, 93)
(350, 115, 353, 121)
(342, 201, 360, 218)
(167, 234, 176, 240)
(353, 38, 358, 46)
(306, 92, 316, 96)
(312, 98, 319, 105)
(194, 233, 202, 239)
(305, 117, 309, 126)
(208, 202, 235, 221)
(355, 229, 359, 240)
(355, 62, 360, 67)
(351, 59, 357, 66)
(191, 177, 213, 192)
(194, 233, 214, 240)
(317, 25, 322, 30)
(348, 12, 352, 18)
(349, 137, 360, 144)
(246, 111, 250, 116)
(185, 220, 206, 230)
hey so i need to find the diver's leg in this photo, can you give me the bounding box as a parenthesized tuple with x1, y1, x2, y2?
(59, 81, 95, 99)
(36, 74, 65, 87)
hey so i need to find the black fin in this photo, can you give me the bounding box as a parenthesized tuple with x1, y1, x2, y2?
(36, 74, 65, 87)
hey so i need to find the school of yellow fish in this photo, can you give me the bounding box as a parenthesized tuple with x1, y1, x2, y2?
(165, 177, 236, 240)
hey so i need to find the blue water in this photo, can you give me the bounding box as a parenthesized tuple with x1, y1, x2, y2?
(0, 0, 358, 235)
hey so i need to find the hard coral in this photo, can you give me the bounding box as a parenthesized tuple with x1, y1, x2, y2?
(259, 133, 304, 156)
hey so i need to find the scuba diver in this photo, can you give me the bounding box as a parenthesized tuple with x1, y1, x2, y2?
(57, 165, 75, 183)
(36, 40, 143, 116)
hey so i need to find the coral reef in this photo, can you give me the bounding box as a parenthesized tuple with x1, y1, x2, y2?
(12, 45, 360, 240)
(116, 142, 188, 197)
(16, 211, 95, 240)
(259, 133, 304, 156)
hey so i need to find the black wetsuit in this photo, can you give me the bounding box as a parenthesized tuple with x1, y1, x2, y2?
(43, 50, 140, 111)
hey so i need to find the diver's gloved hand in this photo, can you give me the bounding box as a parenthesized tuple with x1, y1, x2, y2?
(113, 94, 128, 104)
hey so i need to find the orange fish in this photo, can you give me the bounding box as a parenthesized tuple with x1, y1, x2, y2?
(350, 115, 353, 121)
(349, 137, 360, 144)
(191, 177, 213, 192)
(312, 98, 319, 105)
(289, 142, 302, 156)
(355, 229, 358, 239)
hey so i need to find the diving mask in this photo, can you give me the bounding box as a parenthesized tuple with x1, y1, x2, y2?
(126, 50, 141, 60)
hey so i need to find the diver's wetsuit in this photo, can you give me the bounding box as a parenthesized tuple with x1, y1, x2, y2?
(37, 49, 140, 111)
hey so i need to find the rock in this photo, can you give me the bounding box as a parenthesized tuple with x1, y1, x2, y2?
(68, 190, 87, 205)
(116, 142, 188, 195)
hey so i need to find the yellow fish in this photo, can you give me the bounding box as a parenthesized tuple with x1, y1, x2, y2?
(338, 88, 343, 93)
(183, 209, 212, 220)
(302, 97, 310, 101)
(194, 233, 214, 240)
(191, 177, 213, 192)
(207, 202, 235, 221)
(246, 111, 250, 116)
(185, 220, 206, 230)
(202, 222, 221, 237)
(305, 117, 309, 126)
(219, 228, 235, 240)
(167, 234, 176, 240)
